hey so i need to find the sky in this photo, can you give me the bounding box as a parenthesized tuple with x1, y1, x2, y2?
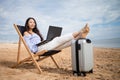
(0, 0, 120, 42)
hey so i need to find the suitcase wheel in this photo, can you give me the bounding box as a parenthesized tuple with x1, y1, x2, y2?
(89, 69, 93, 73)
(73, 72, 81, 76)
(73, 72, 87, 76)
(81, 72, 86, 76)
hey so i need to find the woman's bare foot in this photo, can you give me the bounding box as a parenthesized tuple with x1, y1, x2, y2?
(74, 23, 90, 39)
(81, 23, 89, 32)
(81, 23, 90, 38)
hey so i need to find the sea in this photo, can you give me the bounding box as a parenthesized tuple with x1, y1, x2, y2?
(0, 34, 120, 48)
(92, 38, 120, 48)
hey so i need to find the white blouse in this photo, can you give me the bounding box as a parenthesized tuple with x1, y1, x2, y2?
(24, 33, 41, 53)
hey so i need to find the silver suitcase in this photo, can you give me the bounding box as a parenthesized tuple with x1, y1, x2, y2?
(71, 38, 93, 76)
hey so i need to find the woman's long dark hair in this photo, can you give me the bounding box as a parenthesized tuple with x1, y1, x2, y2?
(25, 17, 44, 41)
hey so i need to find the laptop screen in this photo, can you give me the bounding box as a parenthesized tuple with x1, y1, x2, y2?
(46, 26, 62, 41)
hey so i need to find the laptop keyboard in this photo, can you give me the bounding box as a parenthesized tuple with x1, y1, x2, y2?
(37, 40, 49, 46)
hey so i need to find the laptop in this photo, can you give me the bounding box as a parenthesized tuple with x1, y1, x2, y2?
(37, 25, 62, 46)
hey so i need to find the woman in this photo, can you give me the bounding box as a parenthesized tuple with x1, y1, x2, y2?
(24, 17, 90, 53)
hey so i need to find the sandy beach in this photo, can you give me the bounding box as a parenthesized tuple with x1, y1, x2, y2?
(0, 43, 120, 80)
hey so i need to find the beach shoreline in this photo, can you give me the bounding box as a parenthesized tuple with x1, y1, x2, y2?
(0, 43, 120, 80)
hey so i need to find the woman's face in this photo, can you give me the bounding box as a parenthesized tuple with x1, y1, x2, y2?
(28, 19, 35, 30)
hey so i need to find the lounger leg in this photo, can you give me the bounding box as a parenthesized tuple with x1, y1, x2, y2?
(12, 55, 42, 73)
(32, 57, 42, 73)
(12, 38, 21, 68)
(17, 38, 21, 63)
(50, 56, 60, 69)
